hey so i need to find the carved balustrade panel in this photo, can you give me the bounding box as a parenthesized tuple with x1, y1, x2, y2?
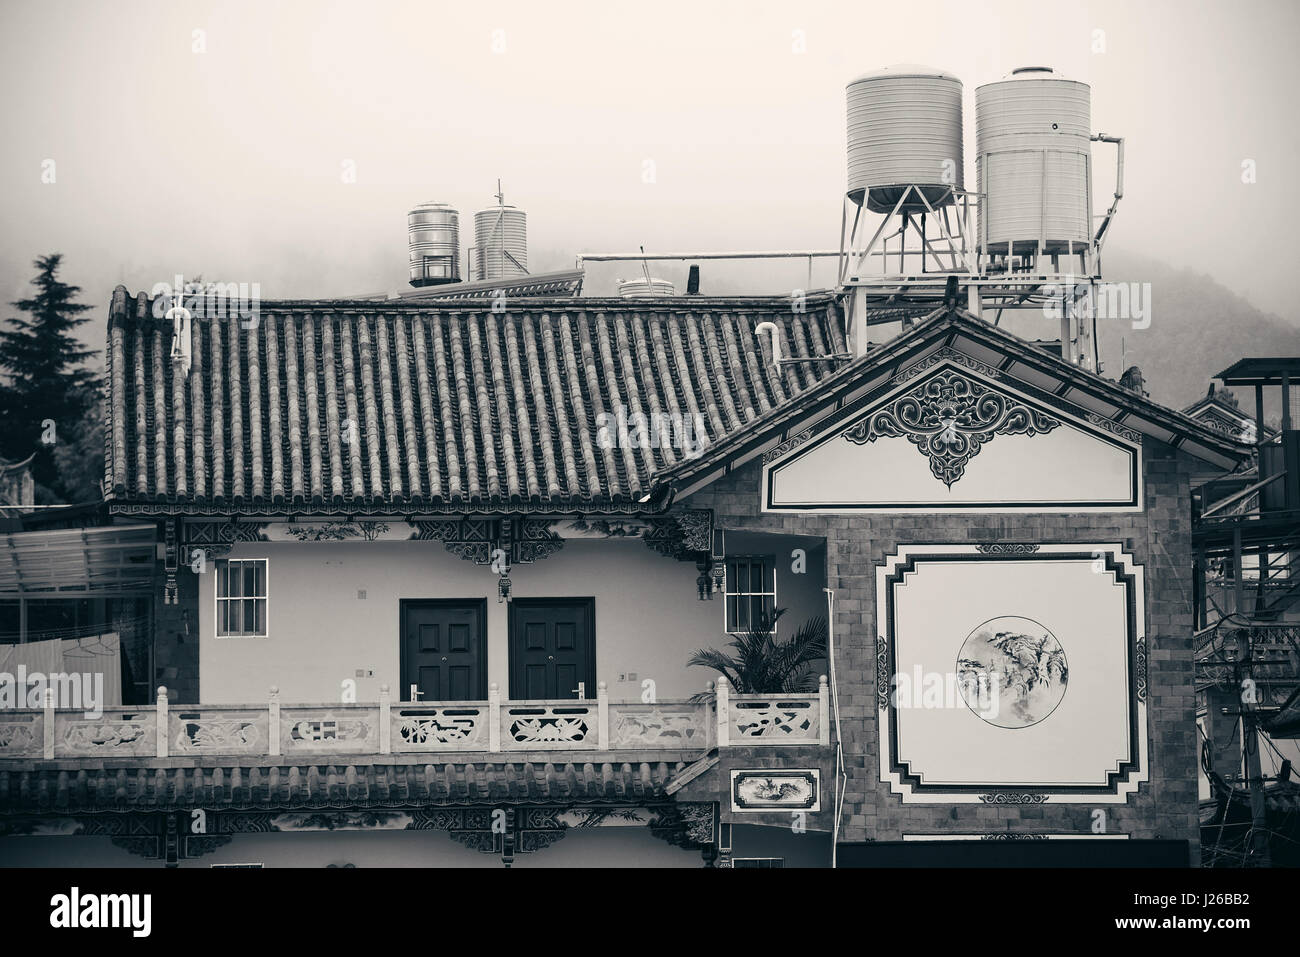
(729, 696, 821, 745)
(0, 714, 42, 757)
(281, 707, 380, 754)
(55, 710, 156, 757)
(500, 703, 596, 750)
(608, 703, 708, 750)
(392, 705, 489, 752)
(171, 709, 268, 755)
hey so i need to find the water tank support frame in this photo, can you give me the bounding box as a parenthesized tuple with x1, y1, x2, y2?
(843, 184, 980, 283)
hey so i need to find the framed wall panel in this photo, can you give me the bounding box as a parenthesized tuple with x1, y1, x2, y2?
(876, 543, 1148, 803)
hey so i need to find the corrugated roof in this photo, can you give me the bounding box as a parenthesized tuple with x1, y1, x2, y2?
(0, 522, 156, 594)
(104, 288, 848, 515)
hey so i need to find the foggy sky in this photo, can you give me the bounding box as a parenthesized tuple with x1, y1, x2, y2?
(2, 0, 1298, 346)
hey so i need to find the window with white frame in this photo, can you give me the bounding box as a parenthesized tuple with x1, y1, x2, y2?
(724, 556, 776, 634)
(215, 559, 268, 637)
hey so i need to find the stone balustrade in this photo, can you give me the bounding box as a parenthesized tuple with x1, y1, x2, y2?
(0, 676, 831, 760)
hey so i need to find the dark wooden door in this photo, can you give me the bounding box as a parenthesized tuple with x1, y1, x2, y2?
(509, 598, 595, 700)
(400, 600, 487, 702)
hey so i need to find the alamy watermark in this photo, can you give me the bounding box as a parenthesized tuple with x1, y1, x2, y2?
(50, 887, 151, 937)
(150, 273, 261, 329)
(1041, 276, 1151, 330)
(891, 666, 1002, 721)
(596, 405, 709, 459)
(0, 668, 104, 718)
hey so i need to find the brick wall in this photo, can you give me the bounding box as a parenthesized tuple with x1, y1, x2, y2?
(684, 435, 1201, 861)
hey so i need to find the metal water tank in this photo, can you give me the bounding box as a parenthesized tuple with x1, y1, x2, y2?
(618, 277, 676, 299)
(407, 203, 460, 286)
(846, 65, 964, 212)
(976, 67, 1092, 255)
(473, 205, 528, 281)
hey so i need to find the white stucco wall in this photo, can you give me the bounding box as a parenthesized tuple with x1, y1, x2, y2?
(198, 538, 735, 704)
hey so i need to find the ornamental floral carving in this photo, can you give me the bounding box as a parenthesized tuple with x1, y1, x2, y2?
(61, 720, 152, 754)
(396, 713, 482, 746)
(976, 543, 1041, 555)
(508, 715, 589, 743)
(0, 722, 37, 753)
(977, 793, 1050, 805)
(610, 709, 705, 748)
(843, 369, 1060, 487)
(730, 702, 817, 740)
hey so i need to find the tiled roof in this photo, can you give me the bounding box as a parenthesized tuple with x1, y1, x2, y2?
(656, 306, 1253, 488)
(104, 289, 847, 514)
(0, 755, 695, 812)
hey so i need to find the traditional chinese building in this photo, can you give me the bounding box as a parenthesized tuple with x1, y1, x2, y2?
(0, 286, 1253, 867)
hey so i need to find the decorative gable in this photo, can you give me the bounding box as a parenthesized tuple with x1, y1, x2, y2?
(842, 367, 1062, 488)
(763, 351, 1142, 512)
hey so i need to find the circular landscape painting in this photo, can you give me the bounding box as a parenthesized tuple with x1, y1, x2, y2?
(956, 616, 1068, 729)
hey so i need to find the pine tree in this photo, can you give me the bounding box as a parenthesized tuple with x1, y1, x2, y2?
(0, 254, 100, 502)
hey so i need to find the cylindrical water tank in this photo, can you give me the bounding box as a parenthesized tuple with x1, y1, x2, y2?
(473, 205, 528, 281)
(846, 65, 964, 213)
(976, 67, 1092, 255)
(618, 277, 676, 299)
(407, 203, 460, 286)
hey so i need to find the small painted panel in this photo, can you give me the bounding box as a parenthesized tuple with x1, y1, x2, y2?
(731, 769, 820, 812)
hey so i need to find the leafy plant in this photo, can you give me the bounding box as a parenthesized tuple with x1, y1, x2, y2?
(688, 607, 827, 699)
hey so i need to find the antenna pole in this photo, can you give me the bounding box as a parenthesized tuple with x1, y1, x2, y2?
(639, 245, 653, 287)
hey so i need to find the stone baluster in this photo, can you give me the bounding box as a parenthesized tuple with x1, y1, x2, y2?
(268, 686, 281, 757)
(596, 681, 609, 750)
(716, 676, 730, 747)
(42, 687, 55, 759)
(488, 682, 502, 752)
(155, 686, 169, 758)
(378, 684, 391, 755)
(704, 681, 716, 749)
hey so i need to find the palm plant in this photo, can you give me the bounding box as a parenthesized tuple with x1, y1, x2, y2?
(688, 608, 828, 699)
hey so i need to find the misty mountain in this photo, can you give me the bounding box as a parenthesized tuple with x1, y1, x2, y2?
(1094, 250, 1299, 411)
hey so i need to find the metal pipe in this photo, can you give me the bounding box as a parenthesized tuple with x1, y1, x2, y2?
(1092, 134, 1124, 198)
(824, 586, 846, 869)
(754, 321, 781, 369)
(577, 250, 843, 264)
